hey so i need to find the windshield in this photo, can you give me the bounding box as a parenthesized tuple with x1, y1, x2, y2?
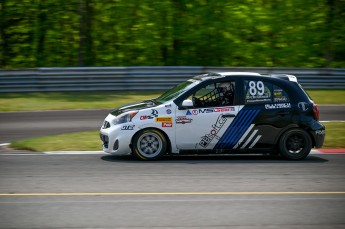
(155, 80, 200, 104)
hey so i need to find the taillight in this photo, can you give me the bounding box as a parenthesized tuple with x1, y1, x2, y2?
(313, 104, 319, 120)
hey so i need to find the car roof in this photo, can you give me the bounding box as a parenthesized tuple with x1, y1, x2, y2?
(194, 72, 298, 83)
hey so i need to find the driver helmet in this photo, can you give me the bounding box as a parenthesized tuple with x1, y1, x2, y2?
(218, 82, 232, 92)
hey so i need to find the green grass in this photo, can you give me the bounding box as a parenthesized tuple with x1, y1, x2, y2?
(306, 89, 345, 104)
(321, 122, 345, 148)
(11, 131, 101, 152)
(10, 122, 344, 152)
(0, 89, 344, 112)
(0, 91, 163, 112)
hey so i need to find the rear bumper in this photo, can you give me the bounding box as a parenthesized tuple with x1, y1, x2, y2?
(309, 121, 325, 148)
(313, 129, 325, 148)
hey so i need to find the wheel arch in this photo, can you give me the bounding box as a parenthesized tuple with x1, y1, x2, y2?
(274, 125, 298, 149)
(274, 124, 315, 154)
(295, 124, 317, 148)
(277, 127, 313, 160)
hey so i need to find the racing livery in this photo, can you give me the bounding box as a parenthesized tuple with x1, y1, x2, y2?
(100, 72, 325, 160)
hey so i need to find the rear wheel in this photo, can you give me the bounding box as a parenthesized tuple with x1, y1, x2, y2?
(279, 128, 312, 160)
(132, 129, 167, 160)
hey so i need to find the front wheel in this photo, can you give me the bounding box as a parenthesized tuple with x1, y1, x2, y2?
(132, 129, 167, 160)
(278, 129, 312, 160)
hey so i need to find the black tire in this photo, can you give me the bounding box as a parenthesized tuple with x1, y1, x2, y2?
(279, 128, 312, 160)
(132, 129, 167, 160)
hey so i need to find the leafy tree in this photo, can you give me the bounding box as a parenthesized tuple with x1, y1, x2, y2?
(0, 0, 344, 68)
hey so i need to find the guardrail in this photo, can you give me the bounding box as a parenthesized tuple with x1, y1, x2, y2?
(0, 67, 344, 92)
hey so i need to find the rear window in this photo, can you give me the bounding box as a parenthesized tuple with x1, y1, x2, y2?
(244, 80, 272, 104)
(298, 84, 313, 102)
(244, 80, 290, 104)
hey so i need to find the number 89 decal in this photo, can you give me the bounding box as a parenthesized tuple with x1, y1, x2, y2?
(245, 80, 271, 103)
(249, 81, 265, 96)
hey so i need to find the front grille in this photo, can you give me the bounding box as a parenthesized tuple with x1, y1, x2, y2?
(102, 121, 111, 129)
(100, 134, 109, 148)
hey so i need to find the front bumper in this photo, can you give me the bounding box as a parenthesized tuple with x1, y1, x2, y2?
(100, 114, 135, 155)
(100, 125, 134, 155)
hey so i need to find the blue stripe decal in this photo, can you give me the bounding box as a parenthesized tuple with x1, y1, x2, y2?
(224, 110, 257, 148)
(218, 110, 250, 148)
(216, 109, 250, 149)
(225, 110, 259, 149)
(223, 111, 253, 148)
(227, 109, 260, 148)
(215, 109, 260, 149)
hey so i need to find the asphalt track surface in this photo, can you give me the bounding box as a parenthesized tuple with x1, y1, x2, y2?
(0, 105, 344, 143)
(0, 152, 344, 228)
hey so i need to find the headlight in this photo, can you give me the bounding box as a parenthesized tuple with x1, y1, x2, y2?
(112, 111, 138, 125)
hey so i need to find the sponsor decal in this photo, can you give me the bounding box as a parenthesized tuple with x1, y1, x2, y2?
(274, 97, 289, 102)
(192, 110, 199, 115)
(186, 110, 192, 115)
(165, 104, 172, 108)
(121, 125, 135, 130)
(265, 103, 291, 109)
(198, 108, 214, 114)
(245, 80, 271, 103)
(315, 130, 325, 136)
(140, 109, 158, 120)
(274, 91, 282, 97)
(191, 106, 235, 115)
(213, 107, 235, 112)
(298, 102, 308, 111)
(140, 116, 148, 120)
(162, 122, 173, 128)
(155, 117, 172, 123)
(176, 116, 193, 124)
(199, 114, 228, 148)
(273, 89, 289, 102)
(166, 109, 172, 114)
(215, 109, 261, 150)
(152, 109, 158, 116)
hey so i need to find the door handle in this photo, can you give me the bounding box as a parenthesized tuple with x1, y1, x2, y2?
(222, 114, 235, 118)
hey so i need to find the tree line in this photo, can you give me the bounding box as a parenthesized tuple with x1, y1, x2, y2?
(0, 0, 344, 68)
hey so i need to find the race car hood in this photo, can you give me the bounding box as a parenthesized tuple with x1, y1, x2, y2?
(110, 100, 155, 117)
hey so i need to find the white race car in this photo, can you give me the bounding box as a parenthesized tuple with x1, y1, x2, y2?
(100, 72, 325, 160)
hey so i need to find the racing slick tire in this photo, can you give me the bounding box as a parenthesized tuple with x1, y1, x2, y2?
(278, 128, 312, 160)
(132, 129, 167, 160)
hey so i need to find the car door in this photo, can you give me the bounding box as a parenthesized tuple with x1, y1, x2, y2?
(175, 80, 240, 150)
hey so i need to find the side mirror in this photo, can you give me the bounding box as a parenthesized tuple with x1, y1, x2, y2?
(181, 99, 194, 108)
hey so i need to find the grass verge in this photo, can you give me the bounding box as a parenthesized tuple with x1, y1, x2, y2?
(321, 122, 345, 148)
(10, 122, 344, 152)
(0, 90, 344, 112)
(11, 131, 101, 152)
(0, 91, 163, 112)
(306, 89, 345, 105)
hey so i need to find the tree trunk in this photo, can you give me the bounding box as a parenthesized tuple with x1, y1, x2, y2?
(78, 0, 93, 66)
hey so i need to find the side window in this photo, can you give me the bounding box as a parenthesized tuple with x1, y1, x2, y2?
(244, 80, 272, 104)
(188, 81, 235, 107)
(273, 85, 290, 103)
